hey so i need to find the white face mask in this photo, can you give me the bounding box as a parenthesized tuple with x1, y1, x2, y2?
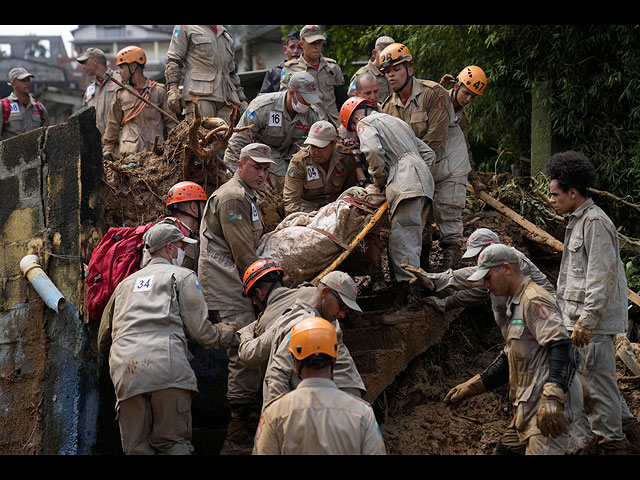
(291, 94, 310, 114)
(171, 244, 186, 266)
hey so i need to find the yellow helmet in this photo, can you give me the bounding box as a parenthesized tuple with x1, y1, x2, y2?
(116, 46, 147, 66)
(378, 43, 413, 72)
(288, 317, 339, 361)
(457, 66, 487, 96)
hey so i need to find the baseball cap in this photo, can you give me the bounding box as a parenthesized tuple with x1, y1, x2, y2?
(143, 223, 197, 254)
(300, 25, 326, 43)
(320, 271, 362, 313)
(305, 121, 336, 148)
(462, 228, 500, 259)
(239, 143, 275, 164)
(289, 71, 321, 104)
(375, 36, 395, 52)
(8, 67, 34, 83)
(467, 244, 518, 282)
(77, 48, 106, 63)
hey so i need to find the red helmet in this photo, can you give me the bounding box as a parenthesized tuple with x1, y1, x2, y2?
(166, 181, 207, 207)
(242, 259, 284, 297)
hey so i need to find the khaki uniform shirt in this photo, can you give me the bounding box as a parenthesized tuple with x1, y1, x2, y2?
(556, 198, 628, 334)
(381, 78, 470, 184)
(503, 276, 582, 440)
(282, 143, 358, 215)
(262, 297, 366, 405)
(356, 111, 435, 217)
(223, 91, 320, 176)
(280, 55, 345, 127)
(347, 60, 392, 103)
(83, 69, 120, 136)
(97, 257, 234, 404)
(166, 25, 245, 106)
(102, 78, 177, 157)
(0, 92, 49, 140)
(198, 173, 263, 312)
(253, 377, 386, 455)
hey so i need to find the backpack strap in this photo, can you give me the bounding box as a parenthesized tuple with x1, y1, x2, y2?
(1, 97, 10, 125)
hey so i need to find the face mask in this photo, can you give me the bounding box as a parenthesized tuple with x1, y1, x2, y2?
(292, 95, 310, 114)
(171, 244, 186, 266)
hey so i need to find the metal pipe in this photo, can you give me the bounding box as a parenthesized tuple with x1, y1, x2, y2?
(20, 254, 66, 312)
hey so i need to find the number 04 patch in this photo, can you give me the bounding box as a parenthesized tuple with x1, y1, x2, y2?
(133, 275, 154, 292)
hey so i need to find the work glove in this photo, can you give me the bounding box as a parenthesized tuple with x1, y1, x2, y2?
(444, 374, 486, 409)
(218, 322, 238, 348)
(571, 320, 592, 348)
(400, 263, 435, 291)
(167, 88, 183, 115)
(536, 382, 568, 438)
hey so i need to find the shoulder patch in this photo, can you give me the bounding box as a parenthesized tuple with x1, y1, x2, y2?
(537, 305, 550, 319)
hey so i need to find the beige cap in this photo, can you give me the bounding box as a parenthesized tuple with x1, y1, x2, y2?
(462, 228, 500, 259)
(300, 25, 326, 43)
(320, 271, 362, 312)
(77, 47, 106, 63)
(8, 67, 34, 82)
(375, 36, 395, 52)
(239, 143, 275, 164)
(467, 244, 518, 282)
(289, 71, 321, 104)
(305, 121, 337, 148)
(144, 223, 197, 254)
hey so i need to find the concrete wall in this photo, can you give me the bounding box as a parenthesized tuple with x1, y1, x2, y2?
(0, 107, 108, 454)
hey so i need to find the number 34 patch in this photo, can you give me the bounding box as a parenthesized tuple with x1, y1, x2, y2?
(133, 275, 154, 292)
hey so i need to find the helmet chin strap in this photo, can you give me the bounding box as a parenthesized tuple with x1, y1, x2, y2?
(393, 63, 412, 93)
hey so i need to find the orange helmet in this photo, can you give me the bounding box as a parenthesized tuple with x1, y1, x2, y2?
(288, 317, 339, 361)
(340, 96, 372, 132)
(378, 43, 413, 72)
(166, 181, 207, 207)
(457, 66, 487, 96)
(242, 259, 284, 297)
(116, 46, 147, 66)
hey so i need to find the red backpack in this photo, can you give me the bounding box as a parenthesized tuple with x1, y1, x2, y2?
(85, 224, 152, 321)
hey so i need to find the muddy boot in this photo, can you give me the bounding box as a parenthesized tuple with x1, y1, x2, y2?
(370, 271, 390, 294)
(595, 438, 630, 455)
(624, 420, 640, 454)
(379, 282, 426, 325)
(420, 243, 432, 272)
(438, 246, 460, 272)
(219, 404, 260, 455)
(403, 281, 423, 312)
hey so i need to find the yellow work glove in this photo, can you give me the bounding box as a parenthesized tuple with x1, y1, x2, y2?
(400, 263, 435, 291)
(444, 374, 486, 409)
(536, 382, 567, 438)
(571, 320, 592, 348)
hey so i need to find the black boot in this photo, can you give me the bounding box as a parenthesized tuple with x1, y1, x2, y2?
(420, 243, 432, 272)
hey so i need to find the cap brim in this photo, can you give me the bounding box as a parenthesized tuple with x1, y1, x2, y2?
(250, 157, 275, 164)
(462, 245, 483, 259)
(304, 34, 326, 43)
(467, 267, 490, 282)
(301, 92, 321, 104)
(339, 292, 362, 313)
(304, 137, 331, 148)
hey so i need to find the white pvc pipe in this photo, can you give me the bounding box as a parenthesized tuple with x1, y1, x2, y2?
(19, 254, 66, 312)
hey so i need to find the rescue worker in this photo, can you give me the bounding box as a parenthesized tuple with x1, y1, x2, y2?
(165, 25, 247, 122)
(440, 65, 488, 194)
(403, 227, 554, 316)
(379, 43, 470, 272)
(545, 150, 640, 454)
(340, 96, 435, 311)
(141, 181, 208, 272)
(221, 259, 316, 454)
(102, 46, 177, 160)
(253, 317, 386, 455)
(76, 48, 120, 136)
(0, 67, 49, 141)
(280, 25, 348, 128)
(224, 71, 321, 193)
(97, 223, 236, 455)
(347, 35, 395, 103)
(259, 31, 302, 94)
(261, 270, 366, 406)
(444, 243, 583, 455)
(282, 120, 358, 215)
